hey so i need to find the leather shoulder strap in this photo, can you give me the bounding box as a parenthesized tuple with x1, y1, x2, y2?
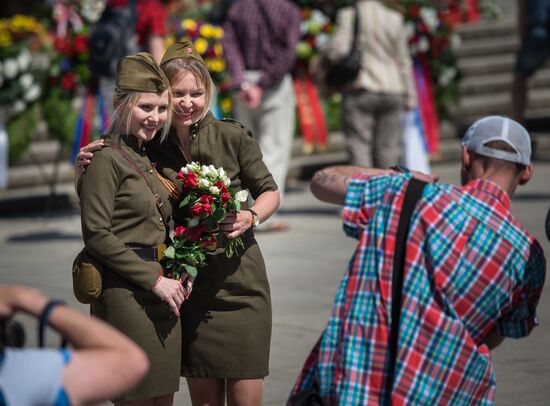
(111, 145, 170, 226)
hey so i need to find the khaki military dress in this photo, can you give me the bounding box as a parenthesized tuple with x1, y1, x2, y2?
(79, 134, 181, 400)
(148, 112, 277, 378)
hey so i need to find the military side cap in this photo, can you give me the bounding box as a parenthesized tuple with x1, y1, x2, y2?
(116, 52, 169, 93)
(161, 41, 205, 67)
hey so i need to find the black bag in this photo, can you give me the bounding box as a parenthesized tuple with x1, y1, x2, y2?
(324, 3, 361, 90)
(88, 0, 138, 79)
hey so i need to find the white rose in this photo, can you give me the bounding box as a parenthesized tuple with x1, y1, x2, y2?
(12, 101, 26, 114)
(224, 177, 231, 187)
(3, 59, 18, 79)
(180, 166, 189, 174)
(19, 73, 33, 89)
(201, 165, 211, 177)
(187, 217, 199, 227)
(420, 7, 439, 31)
(18, 50, 31, 71)
(209, 186, 220, 195)
(25, 84, 41, 102)
(234, 190, 249, 202)
(418, 36, 430, 53)
(199, 178, 210, 188)
(218, 167, 226, 178)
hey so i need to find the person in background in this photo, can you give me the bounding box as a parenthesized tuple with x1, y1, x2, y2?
(512, 0, 550, 124)
(106, 0, 169, 62)
(0, 284, 149, 406)
(78, 52, 184, 405)
(222, 0, 301, 232)
(322, 0, 415, 168)
(290, 116, 545, 404)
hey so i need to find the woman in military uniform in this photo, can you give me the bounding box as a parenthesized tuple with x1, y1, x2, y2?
(150, 42, 279, 405)
(77, 43, 280, 406)
(78, 53, 185, 405)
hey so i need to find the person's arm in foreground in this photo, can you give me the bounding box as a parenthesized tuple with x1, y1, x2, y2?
(310, 165, 439, 205)
(0, 285, 149, 405)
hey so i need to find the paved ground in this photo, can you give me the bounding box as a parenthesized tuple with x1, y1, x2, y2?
(1, 158, 549, 405)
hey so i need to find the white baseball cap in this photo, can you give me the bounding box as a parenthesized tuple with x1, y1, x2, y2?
(461, 116, 532, 165)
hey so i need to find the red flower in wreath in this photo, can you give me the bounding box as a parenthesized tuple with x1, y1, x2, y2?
(60, 72, 77, 91)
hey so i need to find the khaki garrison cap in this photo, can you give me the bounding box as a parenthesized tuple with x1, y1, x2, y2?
(116, 52, 169, 93)
(160, 41, 205, 67)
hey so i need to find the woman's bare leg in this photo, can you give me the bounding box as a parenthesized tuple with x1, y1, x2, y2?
(187, 377, 225, 406)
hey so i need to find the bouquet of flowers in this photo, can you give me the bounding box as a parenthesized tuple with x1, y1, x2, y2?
(167, 17, 233, 117)
(0, 14, 49, 163)
(296, 7, 333, 62)
(162, 162, 249, 280)
(401, 1, 462, 119)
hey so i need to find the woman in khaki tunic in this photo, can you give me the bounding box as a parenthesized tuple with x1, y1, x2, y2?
(78, 53, 186, 405)
(150, 42, 279, 406)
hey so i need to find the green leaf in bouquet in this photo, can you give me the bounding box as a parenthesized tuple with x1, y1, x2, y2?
(213, 208, 226, 223)
(183, 264, 198, 278)
(179, 194, 192, 208)
(164, 246, 175, 259)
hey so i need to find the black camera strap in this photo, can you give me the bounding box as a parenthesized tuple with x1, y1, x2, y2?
(39, 300, 67, 348)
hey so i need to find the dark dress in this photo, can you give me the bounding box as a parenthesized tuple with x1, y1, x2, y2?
(148, 112, 277, 378)
(79, 134, 181, 400)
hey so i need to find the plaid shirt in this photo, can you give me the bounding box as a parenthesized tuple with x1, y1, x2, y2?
(290, 174, 545, 405)
(108, 0, 167, 47)
(222, 0, 301, 90)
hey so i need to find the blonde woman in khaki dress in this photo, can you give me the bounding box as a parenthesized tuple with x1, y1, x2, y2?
(78, 53, 185, 405)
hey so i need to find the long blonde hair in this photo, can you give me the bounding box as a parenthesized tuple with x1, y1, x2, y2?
(109, 88, 173, 142)
(161, 57, 214, 122)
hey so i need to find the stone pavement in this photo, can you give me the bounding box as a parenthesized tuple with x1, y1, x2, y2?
(0, 159, 549, 405)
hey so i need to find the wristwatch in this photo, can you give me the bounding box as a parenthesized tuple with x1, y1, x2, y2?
(248, 209, 260, 228)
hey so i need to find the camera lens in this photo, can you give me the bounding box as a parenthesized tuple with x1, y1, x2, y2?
(1, 320, 26, 348)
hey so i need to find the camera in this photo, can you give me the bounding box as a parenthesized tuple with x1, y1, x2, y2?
(0, 319, 26, 350)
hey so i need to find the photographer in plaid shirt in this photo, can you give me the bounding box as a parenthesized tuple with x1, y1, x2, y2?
(290, 116, 546, 405)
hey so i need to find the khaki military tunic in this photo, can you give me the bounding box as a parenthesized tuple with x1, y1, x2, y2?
(148, 112, 277, 378)
(79, 133, 181, 400)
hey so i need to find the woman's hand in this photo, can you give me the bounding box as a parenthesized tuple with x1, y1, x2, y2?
(151, 277, 185, 317)
(219, 211, 253, 239)
(75, 139, 104, 179)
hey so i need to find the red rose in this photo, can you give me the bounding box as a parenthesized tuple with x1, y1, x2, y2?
(74, 34, 88, 53)
(200, 203, 212, 215)
(61, 72, 77, 91)
(214, 180, 225, 189)
(174, 225, 186, 237)
(408, 5, 421, 19)
(177, 171, 199, 190)
(190, 203, 203, 217)
(220, 192, 231, 204)
(200, 194, 214, 204)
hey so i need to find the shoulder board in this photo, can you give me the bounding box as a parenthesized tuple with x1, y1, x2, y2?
(221, 118, 245, 128)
